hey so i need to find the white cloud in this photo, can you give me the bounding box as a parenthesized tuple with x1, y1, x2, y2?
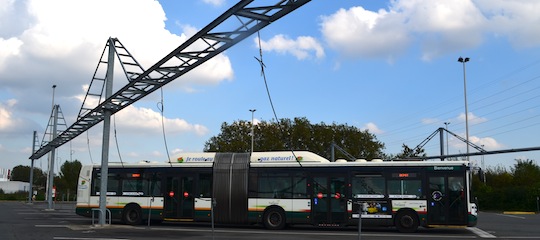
(253, 118, 261, 125)
(0, 99, 33, 134)
(171, 148, 185, 155)
(115, 105, 209, 136)
(362, 122, 384, 134)
(0, 37, 23, 70)
(476, 0, 540, 48)
(320, 6, 410, 60)
(421, 118, 439, 124)
(472, 136, 503, 150)
(449, 134, 503, 151)
(0, 100, 15, 130)
(256, 34, 325, 60)
(0, 0, 234, 115)
(201, 0, 226, 7)
(320, 0, 540, 61)
(392, 0, 486, 61)
(457, 112, 487, 125)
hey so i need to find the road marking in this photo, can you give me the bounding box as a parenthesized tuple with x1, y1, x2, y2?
(496, 213, 526, 219)
(467, 227, 496, 238)
(35, 225, 70, 228)
(149, 226, 476, 238)
(54, 237, 129, 240)
(496, 237, 540, 239)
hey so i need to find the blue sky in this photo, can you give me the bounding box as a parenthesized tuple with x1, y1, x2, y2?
(1, 0, 540, 174)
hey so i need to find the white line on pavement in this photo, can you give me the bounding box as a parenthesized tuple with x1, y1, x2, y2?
(467, 227, 497, 238)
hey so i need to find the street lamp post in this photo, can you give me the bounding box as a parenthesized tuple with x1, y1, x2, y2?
(249, 109, 256, 155)
(444, 122, 450, 156)
(481, 144, 486, 183)
(458, 57, 470, 161)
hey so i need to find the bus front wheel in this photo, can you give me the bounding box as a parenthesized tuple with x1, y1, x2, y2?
(122, 204, 142, 225)
(395, 210, 419, 233)
(263, 207, 286, 230)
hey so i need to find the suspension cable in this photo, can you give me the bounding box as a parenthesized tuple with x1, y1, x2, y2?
(158, 87, 173, 167)
(254, 31, 301, 167)
(86, 131, 94, 164)
(113, 114, 124, 168)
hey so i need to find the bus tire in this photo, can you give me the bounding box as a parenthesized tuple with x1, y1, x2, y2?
(395, 210, 419, 233)
(122, 204, 143, 225)
(263, 207, 286, 230)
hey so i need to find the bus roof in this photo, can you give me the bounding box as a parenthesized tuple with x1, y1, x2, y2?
(86, 151, 470, 169)
(171, 151, 330, 163)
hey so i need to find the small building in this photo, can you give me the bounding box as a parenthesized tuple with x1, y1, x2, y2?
(0, 181, 30, 194)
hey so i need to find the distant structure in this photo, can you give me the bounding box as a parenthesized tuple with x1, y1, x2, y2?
(0, 168, 30, 194)
(0, 168, 9, 181)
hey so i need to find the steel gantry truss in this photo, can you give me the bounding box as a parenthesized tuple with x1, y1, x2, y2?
(30, 0, 311, 160)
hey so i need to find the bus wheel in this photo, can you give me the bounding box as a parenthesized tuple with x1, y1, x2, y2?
(395, 210, 419, 233)
(122, 204, 142, 225)
(263, 207, 286, 230)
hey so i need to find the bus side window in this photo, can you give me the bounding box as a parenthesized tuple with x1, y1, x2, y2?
(388, 179, 422, 199)
(92, 172, 120, 196)
(352, 174, 385, 198)
(257, 173, 292, 199)
(292, 176, 307, 198)
(272, 178, 292, 198)
(198, 173, 212, 198)
(142, 173, 161, 197)
(122, 174, 143, 196)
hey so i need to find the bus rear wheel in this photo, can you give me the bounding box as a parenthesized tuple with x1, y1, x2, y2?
(263, 207, 286, 230)
(122, 204, 142, 225)
(395, 210, 419, 233)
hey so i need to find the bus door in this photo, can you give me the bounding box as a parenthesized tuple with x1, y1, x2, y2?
(163, 175, 195, 219)
(427, 172, 467, 225)
(311, 175, 347, 226)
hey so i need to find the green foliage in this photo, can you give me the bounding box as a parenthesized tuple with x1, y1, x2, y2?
(0, 190, 28, 201)
(396, 144, 427, 159)
(55, 160, 82, 201)
(204, 117, 385, 160)
(473, 159, 540, 212)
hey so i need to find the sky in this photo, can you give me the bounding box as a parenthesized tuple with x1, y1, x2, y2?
(1, 0, 540, 175)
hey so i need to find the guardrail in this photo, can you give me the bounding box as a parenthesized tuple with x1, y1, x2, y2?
(91, 208, 112, 225)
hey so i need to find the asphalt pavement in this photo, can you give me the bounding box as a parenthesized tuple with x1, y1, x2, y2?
(1, 201, 539, 240)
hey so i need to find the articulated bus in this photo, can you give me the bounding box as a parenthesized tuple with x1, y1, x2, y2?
(76, 151, 477, 232)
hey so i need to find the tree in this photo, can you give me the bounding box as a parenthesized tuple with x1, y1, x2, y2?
(472, 159, 540, 211)
(395, 144, 426, 159)
(204, 117, 385, 160)
(10, 165, 47, 188)
(56, 160, 82, 200)
(511, 159, 540, 210)
(512, 159, 540, 187)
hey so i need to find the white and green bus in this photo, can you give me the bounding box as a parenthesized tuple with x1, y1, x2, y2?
(76, 151, 477, 232)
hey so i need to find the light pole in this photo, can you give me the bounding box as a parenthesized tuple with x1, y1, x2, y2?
(249, 109, 256, 155)
(481, 144, 486, 183)
(458, 57, 470, 161)
(444, 122, 450, 156)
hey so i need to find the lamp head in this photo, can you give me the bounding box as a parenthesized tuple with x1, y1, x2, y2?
(458, 57, 470, 63)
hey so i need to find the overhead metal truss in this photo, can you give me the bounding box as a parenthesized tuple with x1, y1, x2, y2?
(77, 38, 146, 120)
(414, 127, 487, 154)
(40, 105, 67, 148)
(30, 0, 311, 160)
